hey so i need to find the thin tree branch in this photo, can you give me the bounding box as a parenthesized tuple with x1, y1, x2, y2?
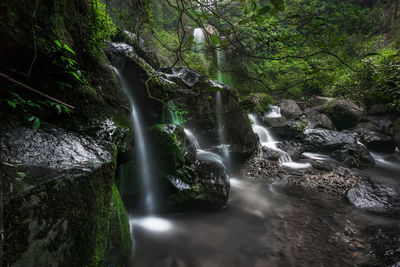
(0, 72, 75, 110)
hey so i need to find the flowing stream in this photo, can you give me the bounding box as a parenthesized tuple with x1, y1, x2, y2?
(248, 112, 311, 169)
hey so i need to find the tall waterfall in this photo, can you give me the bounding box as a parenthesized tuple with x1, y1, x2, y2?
(193, 28, 205, 53)
(248, 114, 311, 169)
(113, 67, 156, 214)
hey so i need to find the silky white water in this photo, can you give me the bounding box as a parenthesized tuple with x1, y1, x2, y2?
(265, 106, 282, 118)
(249, 113, 311, 169)
(184, 128, 226, 168)
(193, 28, 205, 53)
(113, 67, 156, 213)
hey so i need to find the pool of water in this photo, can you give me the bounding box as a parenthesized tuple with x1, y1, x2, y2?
(128, 174, 398, 266)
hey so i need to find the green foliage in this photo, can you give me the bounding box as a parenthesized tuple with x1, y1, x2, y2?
(86, 0, 117, 59)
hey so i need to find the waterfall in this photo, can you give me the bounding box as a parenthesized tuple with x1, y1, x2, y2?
(193, 28, 205, 53)
(113, 67, 156, 214)
(249, 114, 311, 169)
(215, 91, 230, 164)
(165, 100, 179, 125)
(265, 106, 281, 118)
(184, 128, 226, 169)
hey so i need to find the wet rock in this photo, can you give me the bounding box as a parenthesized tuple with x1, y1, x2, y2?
(164, 68, 201, 88)
(364, 224, 400, 265)
(322, 97, 365, 130)
(353, 122, 381, 134)
(112, 29, 160, 69)
(261, 115, 287, 127)
(330, 143, 375, 168)
(261, 146, 280, 161)
(105, 41, 136, 63)
(150, 124, 192, 175)
(365, 115, 395, 136)
(277, 139, 304, 159)
(308, 95, 333, 108)
(2, 124, 123, 267)
(347, 179, 400, 217)
(303, 128, 357, 152)
(168, 158, 230, 210)
(271, 119, 307, 139)
(103, 185, 132, 267)
(361, 130, 395, 153)
(394, 117, 400, 149)
(306, 112, 335, 130)
(279, 99, 303, 119)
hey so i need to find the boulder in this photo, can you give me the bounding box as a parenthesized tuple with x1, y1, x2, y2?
(322, 97, 365, 130)
(261, 115, 287, 127)
(330, 143, 375, 168)
(365, 115, 394, 136)
(306, 113, 335, 130)
(2, 124, 131, 267)
(394, 117, 400, 149)
(361, 130, 395, 153)
(353, 122, 381, 134)
(303, 128, 357, 152)
(261, 146, 280, 161)
(277, 139, 305, 159)
(271, 119, 307, 139)
(347, 179, 400, 217)
(167, 157, 230, 210)
(279, 99, 303, 119)
(308, 95, 333, 108)
(364, 224, 400, 266)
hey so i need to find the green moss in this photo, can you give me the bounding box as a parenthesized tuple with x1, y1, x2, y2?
(150, 124, 185, 175)
(103, 184, 132, 267)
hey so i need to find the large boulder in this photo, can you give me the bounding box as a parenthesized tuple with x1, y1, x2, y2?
(1, 123, 131, 267)
(330, 143, 375, 168)
(279, 99, 303, 119)
(303, 128, 357, 152)
(394, 117, 400, 149)
(167, 157, 230, 210)
(361, 130, 396, 153)
(308, 95, 333, 108)
(305, 112, 335, 130)
(322, 97, 365, 130)
(347, 179, 400, 217)
(271, 119, 307, 139)
(261, 115, 287, 127)
(148, 124, 229, 210)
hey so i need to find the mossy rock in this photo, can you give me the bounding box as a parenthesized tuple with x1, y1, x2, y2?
(103, 184, 132, 267)
(149, 124, 186, 176)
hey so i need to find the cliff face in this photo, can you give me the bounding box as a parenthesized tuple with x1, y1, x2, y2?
(1, 1, 133, 266)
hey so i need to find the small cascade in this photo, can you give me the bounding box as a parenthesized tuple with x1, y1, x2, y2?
(193, 28, 205, 53)
(164, 100, 180, 125)
(184, 128, 226, 169)
(249, 113, 311, 169)
(113, 67, 157, 214)
(265, 106, 281, 118)
(215, 91, 230, 165)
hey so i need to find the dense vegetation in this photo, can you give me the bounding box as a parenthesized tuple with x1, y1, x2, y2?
(112, 0, 400, 112)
